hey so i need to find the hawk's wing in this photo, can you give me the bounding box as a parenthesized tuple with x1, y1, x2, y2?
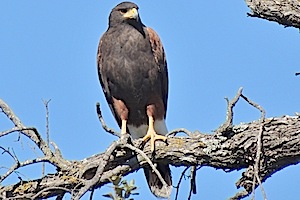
(97, 33, 122, 127)
(146, 27, 168, 118)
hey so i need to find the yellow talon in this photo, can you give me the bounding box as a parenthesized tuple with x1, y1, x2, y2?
(142, 116, 167, 152)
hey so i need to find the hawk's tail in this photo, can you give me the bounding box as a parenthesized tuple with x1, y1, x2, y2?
(144, 163, 172, 198)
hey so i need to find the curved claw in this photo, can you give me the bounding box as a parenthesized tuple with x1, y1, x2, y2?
(142, 116, 167, 152)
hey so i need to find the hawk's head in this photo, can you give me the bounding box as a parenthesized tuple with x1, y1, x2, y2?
(109, 2, 143, 28)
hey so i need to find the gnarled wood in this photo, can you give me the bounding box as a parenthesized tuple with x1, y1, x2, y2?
(1, 96, 300, 199)
(245, 0, 300, 28)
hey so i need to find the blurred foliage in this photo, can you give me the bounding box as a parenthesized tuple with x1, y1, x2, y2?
(103, 175, 139, 200)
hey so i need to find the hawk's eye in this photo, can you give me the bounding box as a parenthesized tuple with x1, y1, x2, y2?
(119, 9, 127, 14)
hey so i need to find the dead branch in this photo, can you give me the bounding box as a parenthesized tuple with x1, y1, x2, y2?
(42, 99, 51, 178)
(1, 91, 300, 199)
(241, 94, 267, 200)
(174, 167, 190, 200)
(96, 102, 120, 138)
(244, 0, 300, 28)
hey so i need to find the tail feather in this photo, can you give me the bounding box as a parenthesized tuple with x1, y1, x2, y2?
(144, 163, 172, 198)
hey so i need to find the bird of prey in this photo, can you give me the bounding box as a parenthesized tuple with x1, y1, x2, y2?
(97, 1, 171, 198)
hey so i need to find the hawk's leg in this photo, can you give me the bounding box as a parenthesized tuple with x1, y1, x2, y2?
(142, 116, 167, 152)
(121, 119, 127, 135)
(112, 97, 129, 135)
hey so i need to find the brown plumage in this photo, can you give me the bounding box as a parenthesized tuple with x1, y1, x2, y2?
(97, 1, 171, 198)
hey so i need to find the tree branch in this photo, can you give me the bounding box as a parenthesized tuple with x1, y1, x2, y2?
(244, 0, 300, 29)
(1, 94, 300, 199)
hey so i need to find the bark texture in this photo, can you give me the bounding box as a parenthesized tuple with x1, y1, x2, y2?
(1, 96, 300, 199)
(245, 0, 300, 28)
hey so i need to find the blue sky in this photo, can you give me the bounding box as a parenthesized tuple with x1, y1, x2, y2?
(1, 1, 300, 199)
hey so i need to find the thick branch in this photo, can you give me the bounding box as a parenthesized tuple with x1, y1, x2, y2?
(244, 0, 300, 29)
(1, 115, 300, 199)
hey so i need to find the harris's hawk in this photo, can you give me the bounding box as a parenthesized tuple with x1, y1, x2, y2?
(97, 1, 171, 198)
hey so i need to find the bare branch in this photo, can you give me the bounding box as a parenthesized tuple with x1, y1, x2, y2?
(0, 146, 18, 164)
(0, 127, 26, 137)
(72, 139, 121, 199)
(229, 190, 249, 200)
(1, 114, 300, 199)
(241, 94, 267, 200)
(0, 98, 69, 170)
(1, 90, 300, 199)
(218, 87, 243, 134)
(96, 102, 120, 138)
(167, 128, 194, 137)
(123, 142, 169, 189)
(42, 99, 51, 147)
(174, 167, 190, 200)
(245, 0, 300, 28)
(32, 186, 71, 200)
(0, 157, 52, 182)
(42, 99, 51, 177)
(190, 166, 197, 195)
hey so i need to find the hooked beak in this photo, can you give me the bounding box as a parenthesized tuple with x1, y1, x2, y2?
(123, 7, 138, 20)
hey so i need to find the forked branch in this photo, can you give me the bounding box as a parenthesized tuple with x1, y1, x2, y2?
(1, 88, 300, 199)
